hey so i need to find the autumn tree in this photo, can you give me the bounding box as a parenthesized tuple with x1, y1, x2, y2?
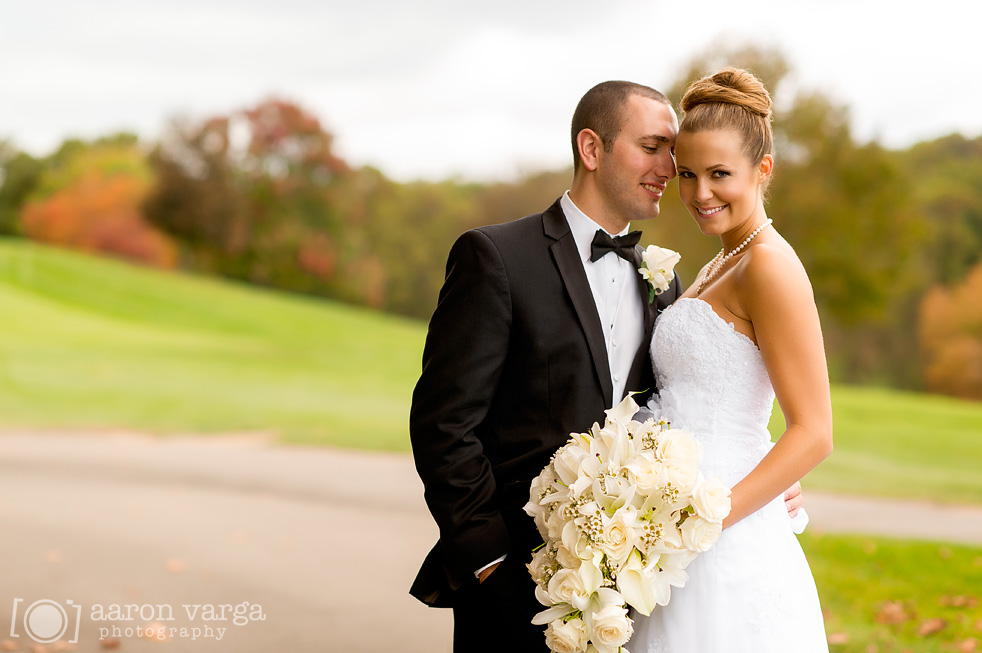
(143, 98, 357, 294)
(19, 136, 177, 267)
(919, 264, 982, 399)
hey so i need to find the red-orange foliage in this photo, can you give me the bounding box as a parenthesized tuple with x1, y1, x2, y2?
(919, 264, 982, 399)
(242, 99, 348, 184)
(21, 171, 177, 268)
(296, 232, 338, 281)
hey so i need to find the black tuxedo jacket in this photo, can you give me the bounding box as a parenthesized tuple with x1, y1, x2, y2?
(409, 198, 681, 607)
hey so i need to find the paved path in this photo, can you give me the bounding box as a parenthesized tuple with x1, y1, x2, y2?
(1, 431, 981, 652)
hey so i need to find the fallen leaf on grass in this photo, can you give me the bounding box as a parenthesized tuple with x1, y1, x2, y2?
(865, 645, 879, 653)
(958, 638, 978, 652)
(940, 595, 980, 609)
(1, 641, 19, 651)
(98, 639, 120, 650)
(827, 633, 850, 644)
(876, 601, 913, 625)
(918, 618, 947, 637)
(50, 643, 75, 652)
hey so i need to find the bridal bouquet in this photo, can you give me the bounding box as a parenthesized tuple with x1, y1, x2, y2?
(523, 395, 731, 653)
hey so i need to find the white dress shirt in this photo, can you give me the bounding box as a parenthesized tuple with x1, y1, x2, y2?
(560, 191, 645, 406)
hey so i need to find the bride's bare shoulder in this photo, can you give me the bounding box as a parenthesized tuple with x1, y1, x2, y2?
(736, 237, 814, 303)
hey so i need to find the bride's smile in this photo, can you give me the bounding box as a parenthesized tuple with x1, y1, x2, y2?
(675, 127, 773, 249)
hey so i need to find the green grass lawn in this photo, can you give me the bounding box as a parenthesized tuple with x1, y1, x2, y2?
(2, 238, 982, 504)
(0, 238, 424, 450)
(768, 388, 982, 504)
(803, 532, 982, 652)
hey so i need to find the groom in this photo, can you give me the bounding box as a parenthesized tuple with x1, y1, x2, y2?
(409, 81, 679, 651)
(409, 81, 797, 651)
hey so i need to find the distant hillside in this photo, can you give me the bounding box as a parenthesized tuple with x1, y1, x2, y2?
(0, 238, 425, 449)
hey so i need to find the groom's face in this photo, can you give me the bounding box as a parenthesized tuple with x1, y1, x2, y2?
(596, 95, 679, 224)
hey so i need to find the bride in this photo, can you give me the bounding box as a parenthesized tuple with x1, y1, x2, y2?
(629, 68, 832, 652)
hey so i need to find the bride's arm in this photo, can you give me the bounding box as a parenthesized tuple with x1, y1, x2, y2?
(723, 243, 833, 530)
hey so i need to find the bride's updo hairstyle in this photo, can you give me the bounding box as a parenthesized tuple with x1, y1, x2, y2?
(680, 67, 773, 168)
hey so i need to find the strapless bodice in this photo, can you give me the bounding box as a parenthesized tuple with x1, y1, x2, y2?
(648, 298, 776, 486)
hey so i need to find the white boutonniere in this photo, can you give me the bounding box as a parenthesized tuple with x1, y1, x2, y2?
(638, 245, 681, 303)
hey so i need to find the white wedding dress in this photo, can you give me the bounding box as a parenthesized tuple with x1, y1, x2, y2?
(629, 298, 828, 653)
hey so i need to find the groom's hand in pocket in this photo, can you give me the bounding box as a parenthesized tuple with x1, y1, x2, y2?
(784, 481, 803, 518)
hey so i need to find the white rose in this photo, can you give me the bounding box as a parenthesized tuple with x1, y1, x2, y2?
(679, 515, 722, 552)
(600, 507, 639, 567)
(555, 444, 591, 487)
(655, 429, 703, 465)
(547, 554, 602, 612)
(545, 617, 589, 653)
(546, 568, 582, 606)
(555, 542, 580, 569)
(625, 451, 666, 496)
(587, 603, 633, 653)
(663, 458, 700, 493)
(691, 478, 732, 524)
(563, 517, 592, 559)
(639, 245, 681, 295)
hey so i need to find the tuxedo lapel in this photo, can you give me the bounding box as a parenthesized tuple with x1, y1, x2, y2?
(543, 204, 614, 408)
(624, 244, 653, 396)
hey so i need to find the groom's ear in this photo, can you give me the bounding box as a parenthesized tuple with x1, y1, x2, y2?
(576, 129, 603, 172)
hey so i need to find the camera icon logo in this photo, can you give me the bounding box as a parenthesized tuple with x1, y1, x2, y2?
(9, 598, 82, 644)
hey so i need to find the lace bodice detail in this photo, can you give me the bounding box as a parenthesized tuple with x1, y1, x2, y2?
(648, 298, 776, 486)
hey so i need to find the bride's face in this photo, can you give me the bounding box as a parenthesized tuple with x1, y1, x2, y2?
(675, 128, 772, 239)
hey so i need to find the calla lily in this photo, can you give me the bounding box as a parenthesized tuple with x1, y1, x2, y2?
(531, 603, 576, 626)
(604, 394, 640, 426)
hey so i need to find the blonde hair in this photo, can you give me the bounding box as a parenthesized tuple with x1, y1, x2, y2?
(680, 67, 773, 166)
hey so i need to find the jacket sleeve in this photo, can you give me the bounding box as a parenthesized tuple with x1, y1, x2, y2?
(409, 229, 513, 582)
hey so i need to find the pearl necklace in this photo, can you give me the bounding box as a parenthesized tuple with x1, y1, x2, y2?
(696, 219, 773, 294)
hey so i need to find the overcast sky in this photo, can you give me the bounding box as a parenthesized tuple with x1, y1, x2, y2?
(2, 0, 979, 182)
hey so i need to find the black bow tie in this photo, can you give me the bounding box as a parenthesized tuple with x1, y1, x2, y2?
(590, 229, 642, 263)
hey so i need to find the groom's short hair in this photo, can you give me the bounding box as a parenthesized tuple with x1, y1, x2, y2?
(571, 81, 671, 172)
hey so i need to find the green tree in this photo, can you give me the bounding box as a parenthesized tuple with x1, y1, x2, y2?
(901, 134, 982, 285)
(0, 142, 42, 235)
